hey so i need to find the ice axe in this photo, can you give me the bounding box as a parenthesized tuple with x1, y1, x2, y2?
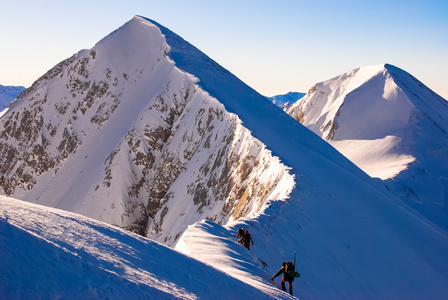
(294, 252, 296, 268)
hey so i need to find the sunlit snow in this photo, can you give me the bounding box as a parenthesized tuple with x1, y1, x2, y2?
(0, 196, 286, 299)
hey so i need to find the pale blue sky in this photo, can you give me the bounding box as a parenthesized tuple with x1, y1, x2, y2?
(1, 0, 447, 98)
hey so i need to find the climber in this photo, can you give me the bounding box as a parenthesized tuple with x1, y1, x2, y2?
(239, 229, 254, 250)
(236, 228, 244, 244)
(271, 261, 300, 296)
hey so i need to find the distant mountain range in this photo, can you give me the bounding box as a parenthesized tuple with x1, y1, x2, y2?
(0, 85, 25, 111)
(1, 16, 447, 299)
(265, 91, 305, 110)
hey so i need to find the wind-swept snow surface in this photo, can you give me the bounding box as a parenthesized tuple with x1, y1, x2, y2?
(0, 196, 286, 299)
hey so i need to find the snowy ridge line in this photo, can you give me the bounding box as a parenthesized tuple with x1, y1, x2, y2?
(175, 220, 293, 299)
(144, 15, 380, 200)
(144, 17, 323, 153)
(1, 196, 288, 299)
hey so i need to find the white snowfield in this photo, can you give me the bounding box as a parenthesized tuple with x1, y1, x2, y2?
(1, 15, 448, 300)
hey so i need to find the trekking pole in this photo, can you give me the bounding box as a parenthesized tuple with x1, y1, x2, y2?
(294, 252, 296, 268)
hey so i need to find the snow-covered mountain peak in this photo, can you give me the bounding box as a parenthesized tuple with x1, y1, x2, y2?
(317, 64, 386, 93)
(0, 16, 296, 247)
(286, 63, 442, 177)
(94, 16, 171, 73)
(287, 63, 448, 232)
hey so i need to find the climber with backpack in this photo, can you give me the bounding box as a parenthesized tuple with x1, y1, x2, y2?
(239, 229, 254, 250)
(271, 253, 301, 296)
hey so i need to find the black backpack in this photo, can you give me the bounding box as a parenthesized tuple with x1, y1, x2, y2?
(242, 232, 251, 243)
(285, 261, 300, 278)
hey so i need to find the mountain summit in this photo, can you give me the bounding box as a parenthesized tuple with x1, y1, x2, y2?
(287, 63, 448, 231)
(1, 17, 448, 299)
(0, 16, 295, 246)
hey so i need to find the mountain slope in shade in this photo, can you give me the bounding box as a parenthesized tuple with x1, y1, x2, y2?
(1, 196, 289, 299)
(287, 64, 448, 232)
(0, 85, 25, 112)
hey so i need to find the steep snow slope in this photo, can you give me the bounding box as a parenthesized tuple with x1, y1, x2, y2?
(0, 85, 25, 112)
(178, 178, 448, 300)
(287, 64, 448, 232)
(0, 16, 294, 246)
(0, 196, 289, 299)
